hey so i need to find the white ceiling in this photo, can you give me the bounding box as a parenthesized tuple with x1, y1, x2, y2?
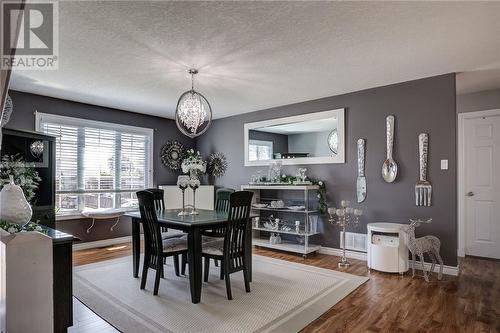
(10, 1, 500, 119)
(456, 69, 500, 95)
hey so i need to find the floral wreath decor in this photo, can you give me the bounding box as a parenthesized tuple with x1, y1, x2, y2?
(208, 152, 228, 177)
(161, 140, 186, 171)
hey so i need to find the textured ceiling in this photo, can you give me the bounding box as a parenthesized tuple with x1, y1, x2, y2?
(10, 1, 500, 119)
(456, 69, 500, 95)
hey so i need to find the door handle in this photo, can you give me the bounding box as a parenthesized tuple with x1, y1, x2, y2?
(466, 191, 474, 197)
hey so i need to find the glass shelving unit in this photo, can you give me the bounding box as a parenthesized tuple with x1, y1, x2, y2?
(241, 184, 322, 257)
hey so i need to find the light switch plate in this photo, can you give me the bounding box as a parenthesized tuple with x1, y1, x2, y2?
(440, 159, 448, 170)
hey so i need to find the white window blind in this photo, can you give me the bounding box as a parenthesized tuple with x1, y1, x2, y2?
(248, 140, 273, 161)
(36, 113, 153, 215)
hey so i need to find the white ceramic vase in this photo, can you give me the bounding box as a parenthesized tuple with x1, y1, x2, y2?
(0, 176, 33, 225)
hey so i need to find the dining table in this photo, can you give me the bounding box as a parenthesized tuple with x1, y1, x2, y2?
(126, 209, 253, 304)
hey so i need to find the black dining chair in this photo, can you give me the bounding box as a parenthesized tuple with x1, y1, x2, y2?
(145, 188, 184, 238)
(137, 190, 188, 295)
(181, 188, 235, 274)
(201, 188, 235, 243)
(202, 190, 253, 300)
(146, 188, 166, 210)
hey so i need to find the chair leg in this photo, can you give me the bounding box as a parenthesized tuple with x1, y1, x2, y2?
(181, 253, 187, 275)
(225, 272, 232, 300)
(220, 263, 224, 280)
(173, 255, 180, 277)
(243, 268, 251, 293)
(140, 254, 149, 290)
(153, 258, 162, 295)
(204, 257, 210, 282)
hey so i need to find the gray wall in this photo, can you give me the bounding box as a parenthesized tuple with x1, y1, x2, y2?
(197, 74, 458, 266)
(6, 90, 195, 242)
(288, 131, 332, 157)
(457, 88, 500, 113)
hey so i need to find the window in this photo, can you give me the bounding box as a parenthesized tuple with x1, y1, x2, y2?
(248, 140, 273, 161)
(36, 113, 153, 215)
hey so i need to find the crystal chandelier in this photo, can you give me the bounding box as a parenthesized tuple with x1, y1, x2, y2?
(175, 69, 212, 138)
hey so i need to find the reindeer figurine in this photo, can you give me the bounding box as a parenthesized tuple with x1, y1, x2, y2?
(402, 218, 443, 282)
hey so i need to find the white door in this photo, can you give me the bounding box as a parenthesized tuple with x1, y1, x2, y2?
(464, 114, 500, 259)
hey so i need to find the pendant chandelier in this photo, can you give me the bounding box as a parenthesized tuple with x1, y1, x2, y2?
(175, 69, 212, 138)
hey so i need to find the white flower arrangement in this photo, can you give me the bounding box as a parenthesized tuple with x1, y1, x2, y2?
(0, 154, 41, 203)
(0, 220, 45, 234)
(181, 149, 206, 175)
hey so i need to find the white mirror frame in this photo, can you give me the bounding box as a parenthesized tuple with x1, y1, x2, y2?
(244, 108, 345, 166)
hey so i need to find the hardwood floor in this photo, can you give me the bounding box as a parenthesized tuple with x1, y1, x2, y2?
(68, 298, 118, 333)
(73, 243, 500, 333)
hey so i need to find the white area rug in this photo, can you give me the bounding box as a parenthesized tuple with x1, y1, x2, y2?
(73, 255, 368, 333)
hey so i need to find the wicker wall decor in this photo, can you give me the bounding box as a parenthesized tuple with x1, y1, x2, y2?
(208, 152, 228, 177)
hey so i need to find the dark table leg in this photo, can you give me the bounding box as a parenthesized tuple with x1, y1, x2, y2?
(53, 241, 73, 333)
(132, 217, 140, 278)
(187, 227, 202, 303)
(246, 222, 252, 282)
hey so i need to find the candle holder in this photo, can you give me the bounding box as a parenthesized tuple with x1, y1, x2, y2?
(328, 200, 363, 268)
(177, 176, 190, 216)
(189, 178, 201, 215)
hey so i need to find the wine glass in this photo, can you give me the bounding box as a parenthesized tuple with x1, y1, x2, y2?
(189, 178, 200, 215)
(177, 175, 190, 216)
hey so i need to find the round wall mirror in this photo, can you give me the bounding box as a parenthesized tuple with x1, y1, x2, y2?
(328, 129, 338, 155)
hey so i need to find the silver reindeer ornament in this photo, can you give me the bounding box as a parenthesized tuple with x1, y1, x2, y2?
(402, 218, 443, 282)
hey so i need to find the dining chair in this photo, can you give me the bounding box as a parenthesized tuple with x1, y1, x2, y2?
(145, 188, 166, 210)
(203, 188, 235, 240)
(137, 190, 188, 295)
(145, 188, 183, 238)
(201, 190, 253, 300)
(181, 188, 235, 274)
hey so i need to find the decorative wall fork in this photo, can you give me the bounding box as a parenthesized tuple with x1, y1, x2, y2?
(415, 133, 432, 206)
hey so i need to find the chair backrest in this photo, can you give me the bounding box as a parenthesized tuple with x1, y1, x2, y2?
(145, 188, 165, 210)
(137, 190, 163, 260)
(224, 191, 253, 273)
(204, 188, 236, 237)
(215, 188, 235, 213)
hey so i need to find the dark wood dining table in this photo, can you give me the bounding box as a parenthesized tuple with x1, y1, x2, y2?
(126, 209, 252, 304)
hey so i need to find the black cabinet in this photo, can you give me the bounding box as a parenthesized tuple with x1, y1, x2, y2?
(53, 237, 74, 332)
(1, 128, 56, 228)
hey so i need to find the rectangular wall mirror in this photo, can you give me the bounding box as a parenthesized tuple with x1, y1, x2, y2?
(244, 108, 345, 166)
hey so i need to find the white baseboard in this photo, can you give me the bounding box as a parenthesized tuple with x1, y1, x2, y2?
(318, 247, 368, 261)
(408, 259, 459, 276)
(318, 246, 459, 276)
(72, 236, 136, 251)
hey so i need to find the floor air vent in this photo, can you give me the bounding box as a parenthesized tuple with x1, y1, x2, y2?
(340, 232, 367, 252)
